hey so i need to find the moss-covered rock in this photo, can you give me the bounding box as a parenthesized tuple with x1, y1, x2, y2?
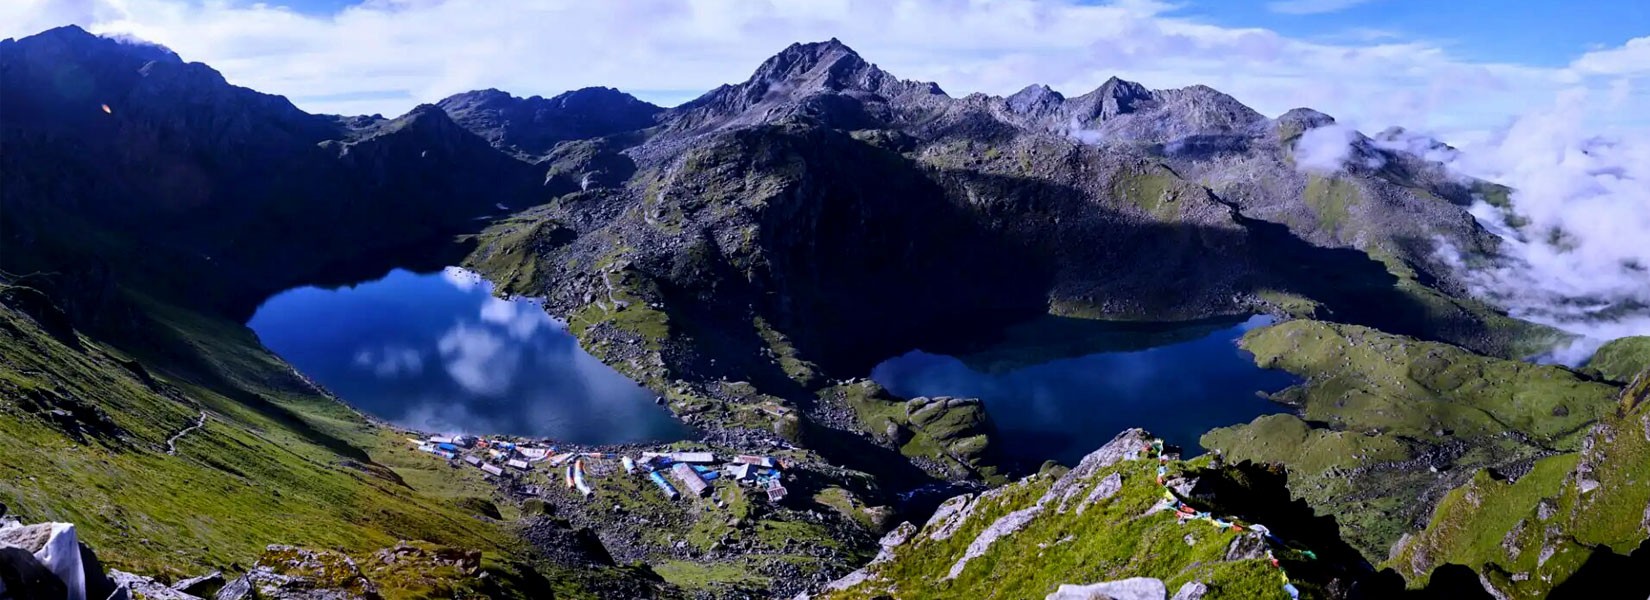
(820, 381, 1003, 481)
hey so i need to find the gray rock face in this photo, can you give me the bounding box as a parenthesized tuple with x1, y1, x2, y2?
(214, 575, 252, 600)
(436, 87, 662, 158)
(1169, 581, 1208, 600)
(925, 493, 977, 541)
(1075, 472, 1124, 515)
(939, 430, 1157, 580)
(0, 523, 52, 553)
(668, 38, 947, 136)
(172, 570, 225, 597)
(109, 569, 203, 599)
(945, 499, 1044, 579)
(1045, 577, 1168, 600)
(1223, 533, 1269, 561)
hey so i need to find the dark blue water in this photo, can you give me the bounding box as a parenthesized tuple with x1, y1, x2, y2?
(871, 315, 1296, 466)
(248, 267, 689, 444)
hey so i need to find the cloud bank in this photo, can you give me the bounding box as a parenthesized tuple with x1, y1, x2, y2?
(1436, 89, 1650, 364)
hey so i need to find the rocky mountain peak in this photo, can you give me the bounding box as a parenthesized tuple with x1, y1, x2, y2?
(734, 38, 946, 100)
(665, 39, 944, 134)
(1005, 84, 1065, 115)
(438, 87, 514, 106)
(435, 86, 661, 157)
(748, 38, 876, 92)
(10, 25, 177, 61)
(1067, 76, 1154, 122)
(1277, 107, 1337, 131)
(549, 86, 652, 109)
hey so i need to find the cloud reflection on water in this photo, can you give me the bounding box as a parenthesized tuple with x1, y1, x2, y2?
(248, 268, 688, 444)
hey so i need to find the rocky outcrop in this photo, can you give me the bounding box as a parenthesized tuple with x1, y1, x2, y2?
(904, 397, 997, 476)
(666, 39, 947, 136)
(811, 429, 1326, 599)
(215, 546, 378, 600)
(1046, 577, 1168, 600)
(437, 87, 662, 158)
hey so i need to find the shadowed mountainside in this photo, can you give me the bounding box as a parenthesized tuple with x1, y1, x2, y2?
(0, 27, 1610, 599)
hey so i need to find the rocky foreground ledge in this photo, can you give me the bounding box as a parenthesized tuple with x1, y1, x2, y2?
(808, 429, 1316, 600)
(0, 510, 517, 600)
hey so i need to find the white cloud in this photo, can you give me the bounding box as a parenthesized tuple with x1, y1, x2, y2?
(1570, 36, 1650, 77)
(436, 323, 520, 396)
(440, 266, 483, 292)
(1266, 0, 1379, 16)
(0, 0, 1624, 136)
(1429, 88, 1650, 363)
(1292, 123, 1359, 173)
(479, 296, 562, 339)
(352, 344, 424, 377)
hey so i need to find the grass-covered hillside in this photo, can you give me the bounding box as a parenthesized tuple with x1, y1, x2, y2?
(1583, 336, 1650, 384)
(1202, 320, 1619, 560)
(1389, 367, 1650, 598)
(0, 283, 669, 597)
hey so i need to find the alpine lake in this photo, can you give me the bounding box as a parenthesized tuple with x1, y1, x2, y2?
(250, 269, 1295, 465)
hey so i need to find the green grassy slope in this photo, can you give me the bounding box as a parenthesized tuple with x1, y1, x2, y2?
(1584, 336, 1650, 383)
(0, 284, 658, 596)
(1390, 367, 1650, 598)
(1202, 320, 1618, 560)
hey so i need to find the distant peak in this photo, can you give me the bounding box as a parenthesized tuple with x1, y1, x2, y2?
(1007, 84, 1065, 114)
(39, 24, 94, 39)
(747, 39, 874, 86)
(1095, 77, 1150, 98)
(554, 86, 643, 101)
(1011, 84, 1058, 97)
(401, 103, 451, 120)
(1277, 107, 1336, 130)
(13, 25, 182, 65)
(1069, 76, 1153, 121)
(438, 88, 513, 104)
(790, 38, 853, 53)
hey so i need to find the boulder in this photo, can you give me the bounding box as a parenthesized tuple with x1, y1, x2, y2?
(173, 570, 225, 597)
(1169, 581, 1208, 600)
(0, 546, 68, 600)
(108, 570, 201, 599)
(0, 522, 86, 600)
(1045, 577, 1168, 600)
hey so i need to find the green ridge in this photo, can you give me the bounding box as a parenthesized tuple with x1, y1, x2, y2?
(1203, 319, 1618, 559)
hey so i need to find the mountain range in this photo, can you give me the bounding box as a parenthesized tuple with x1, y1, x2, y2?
(2, 25, 1646, 599)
